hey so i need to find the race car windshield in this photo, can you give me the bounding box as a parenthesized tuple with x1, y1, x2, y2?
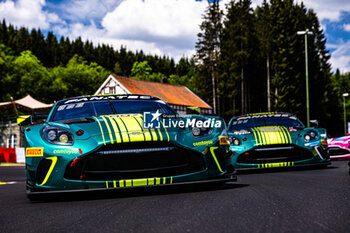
(51, 100, 176, 121)
(229, 116, 304, 132)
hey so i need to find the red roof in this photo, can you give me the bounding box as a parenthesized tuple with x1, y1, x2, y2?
(113, 75, 211, 109)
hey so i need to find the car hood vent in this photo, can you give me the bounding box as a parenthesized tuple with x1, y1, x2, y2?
(59, 117, 95, 124)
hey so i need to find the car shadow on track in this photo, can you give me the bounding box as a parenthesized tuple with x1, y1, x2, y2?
(28, 182, 249, 203)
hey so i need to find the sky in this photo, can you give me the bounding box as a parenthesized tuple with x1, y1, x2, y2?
(0, 0, 349, 73)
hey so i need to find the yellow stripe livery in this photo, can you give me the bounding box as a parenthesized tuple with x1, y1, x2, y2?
(258, 162, 295, 168)
(95, 115, 169, 143)
(106, 177, 173, 188)
(252, 126, 292, 146)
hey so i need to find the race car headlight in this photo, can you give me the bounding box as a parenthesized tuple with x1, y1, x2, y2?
(229, 136, 241, 146)
(43, 126, 74, 145)
(191, 127, 201, 136)
(190, 126, 213, 138)
(304, 130, 318, 142)
(189, 118, 214, 138)
(47, 130, 57, 141)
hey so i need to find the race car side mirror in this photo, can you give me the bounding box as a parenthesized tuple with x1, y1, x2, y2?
(309, 119, 319, 128)
(186, 106, 201, 115)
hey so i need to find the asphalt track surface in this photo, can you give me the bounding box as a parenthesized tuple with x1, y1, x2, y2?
(0, 161, 349, 233)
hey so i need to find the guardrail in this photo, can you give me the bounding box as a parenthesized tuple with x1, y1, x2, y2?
(0, 147, 25, 163)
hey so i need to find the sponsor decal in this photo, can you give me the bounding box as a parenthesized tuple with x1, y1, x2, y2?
(193, 140, 213, 146)
(236, 113, 294, 121)
(258, 127, 280, 131)
(143, 110, 162, 129)
(232, 129, 251, 135)
(53, 149, 79, 155)
(144, 111, 222, 129)
(57, 103, 84, 111)
(230, 147, 243, 151)
(64, 95, 154, 104)
(108, 114, 141, 118)
(219, 136, 230, 145)
(162, 118, 221, 129)
(321, 139, 328, 146)
(26, 147, 44, 157)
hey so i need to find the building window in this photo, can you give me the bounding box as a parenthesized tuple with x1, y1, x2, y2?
(109, 87, 115, 94)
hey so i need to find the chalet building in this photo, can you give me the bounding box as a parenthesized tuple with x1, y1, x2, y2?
(95, 74, 212, 115)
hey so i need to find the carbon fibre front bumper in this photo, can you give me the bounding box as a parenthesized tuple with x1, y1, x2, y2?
(26, 173, 237, 201)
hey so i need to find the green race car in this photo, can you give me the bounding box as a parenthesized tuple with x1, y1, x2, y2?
(227, 112, 330, 170)
(24, 94, 234, 199)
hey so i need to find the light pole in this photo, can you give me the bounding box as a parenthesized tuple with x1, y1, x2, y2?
(297, 29, 313, 127)
(343, 93, 349, 135)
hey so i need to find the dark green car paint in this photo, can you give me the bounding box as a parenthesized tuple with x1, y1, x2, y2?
(227, 112, 330, 170)
(24, 94, 233, 196)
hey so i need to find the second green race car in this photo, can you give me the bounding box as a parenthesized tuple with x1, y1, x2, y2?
(227, 112, 330, 170)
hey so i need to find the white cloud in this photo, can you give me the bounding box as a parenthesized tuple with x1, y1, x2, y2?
(0, 0, 204, 60)
(297, 0, 350, 22)
(0, 0, 62, 29)
(1, 0, 350, 69)
(102, 0, 204, 39)
(329, 40, 350, 73)
(344, 24, 350, 32)
(297, 0, 350, 73)
(54, 21, 105, 41)
(52, 0, 122, 22)
(48, 0, 208, 60)
(99, 0, 207, 59)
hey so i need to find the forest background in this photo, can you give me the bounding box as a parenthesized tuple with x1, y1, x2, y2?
(0, 0, 349, 136)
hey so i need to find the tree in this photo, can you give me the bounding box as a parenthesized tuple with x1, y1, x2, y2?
(114, 62, 123, 75)
(195, 0, 223, 114)
(330, 70, 350, 136)
(130, 61, 153, 80)
(58, 36, 73, 65)
(0, 44, 15, 101)
(219, 0, 259, 117)
(9, 50, 50, 101)
(256, 0, 273, 111)
(10, 27, 30, 55)
(269, 0, 303, 114)
(29, 29, 46, 64)
(45, 32, 59, 67)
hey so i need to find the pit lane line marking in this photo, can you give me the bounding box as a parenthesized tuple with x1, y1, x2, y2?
(0, 163, 25, 166)
(0, 181, 17, 185)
